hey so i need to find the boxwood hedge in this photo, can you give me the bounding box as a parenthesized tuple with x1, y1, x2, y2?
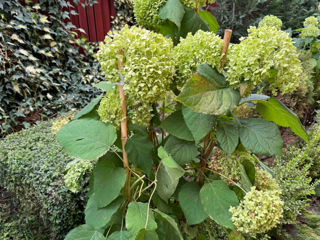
(0, 120, 87, 240)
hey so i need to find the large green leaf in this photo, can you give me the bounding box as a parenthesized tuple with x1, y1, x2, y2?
(161, 110, 194, 141)
(176, 75, 240, 115)
(158, 20, 178, 40)
(178, 182, 207, 225)
(239, 118, 283, 156)
(164, 136, 198, 165)
(126, 135, 154, 174)
(256, 97, 308, 142)
(157, 147, 185, 202)
(197, 64, 227, 88)
(200, 180, 239, 229)
(198, 10, 219, 33)
(107, 231, 130, 240)
(136, 230, 159, 240)
(239, 165, 252, 192)
(159, 0, 185, 29)
(182, 106, 216, 143)
(57, 119, 117, 160)
(154, 209, 184, 240)
(74, 95, 102, 119)
(216, 120, 239, 155)
(93, 160, 126, 208)
(242, 160, 255, 185)
(95, 82, 116, 92)
(126, 202, 157, 240)
(85, 194, 124, 230)
(65, 225, 106, 240)
(180, 7, 209, 38)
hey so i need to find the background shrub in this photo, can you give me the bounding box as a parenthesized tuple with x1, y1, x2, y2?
(209, 0, 319, 42)
(0, 120, 88, 240)
(0, 0, 102, 136)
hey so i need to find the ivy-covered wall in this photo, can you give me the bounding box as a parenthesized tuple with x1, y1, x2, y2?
(0, 0, 103, 137)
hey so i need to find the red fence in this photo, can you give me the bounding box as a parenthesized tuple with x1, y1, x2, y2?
(68, 0, 115, 42)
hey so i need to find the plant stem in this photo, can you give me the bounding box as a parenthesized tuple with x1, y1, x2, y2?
(117, 49, 131, 201)
(205, 168, 247, 193)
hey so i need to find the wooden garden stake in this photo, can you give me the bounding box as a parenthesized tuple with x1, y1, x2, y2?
(117, 49, 131, 200)
(221, 29, 232, 69)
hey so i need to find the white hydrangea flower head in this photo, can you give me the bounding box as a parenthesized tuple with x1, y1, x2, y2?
(226, 25, 303, 95)
(229, 187, 284, 234)
(173, 30, 223, 88)
(64, 160, 93, 193)
(300, 16, 319, 39)
(97, 25, 175, 126)
(258, 15, 282, 30)
(97, 86, 123, 128)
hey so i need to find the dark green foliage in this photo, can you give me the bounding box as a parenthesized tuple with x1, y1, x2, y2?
(211, 0, 318, 42)
(112, 0, 137, 31)
(280, 210, 320, 240)
(0, 120, 87, 240)
(0, 0, 102, 136)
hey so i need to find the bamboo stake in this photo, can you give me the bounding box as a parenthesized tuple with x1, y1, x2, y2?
(117, 49, 130, 200)
(220, 29, 232, 69)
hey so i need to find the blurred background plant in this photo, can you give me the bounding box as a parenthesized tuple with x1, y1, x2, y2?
(208, 0, 319, 42)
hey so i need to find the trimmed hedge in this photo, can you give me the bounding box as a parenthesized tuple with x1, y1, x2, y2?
(0, 120, 87, 240)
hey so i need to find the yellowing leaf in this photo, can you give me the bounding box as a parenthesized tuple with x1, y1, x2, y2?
(46, 52, 53, 57)
(50, 41, 57, 47)
(39, 49, 46, 55)
(13, 84, 21, 94)
(19, 49, 29, 56)
(43, 34, 52, 40)
(11, 34, 24, 44)
(26, 66, 37, 74)
(40, 16, 49, 23)
(33, 4, 41, 9)
(28, 55, 37, 61)
(17, 24, 27, 30)
(43, 27, 51, 32)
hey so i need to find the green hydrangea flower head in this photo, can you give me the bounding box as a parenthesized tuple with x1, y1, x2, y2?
(132, 0, 166, 30)
(318, 3, 320, 12)
(64, 160, 93, 193)
(300, 16, 319, 39)
(97, 25, 175, 126)
(97, 86, 123, 128)
(258, 15, 282, 30)
(132, 0, 214, 30)
(255, 169, 280, 191)
(173, 30, 223, 88)
(210, 149, 255, 182)
(226, 25, 303, 95)
(229, 187, 284, 234)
